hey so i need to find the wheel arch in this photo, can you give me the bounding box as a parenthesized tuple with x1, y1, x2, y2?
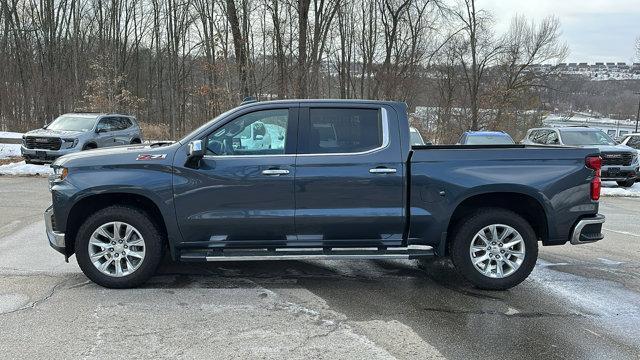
(83, 142, 97, 150)
(444, 191, 549, 255)
(65, 192, 169, 258)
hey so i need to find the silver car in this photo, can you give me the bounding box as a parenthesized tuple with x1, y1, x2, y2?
(21, 113, 142, 164)
(522, 127, 639, 187)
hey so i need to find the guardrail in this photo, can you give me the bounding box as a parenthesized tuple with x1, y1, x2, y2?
(0, 138, 21, 144)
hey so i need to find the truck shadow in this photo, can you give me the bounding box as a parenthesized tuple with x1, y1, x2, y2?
(145, 256, 496, 301)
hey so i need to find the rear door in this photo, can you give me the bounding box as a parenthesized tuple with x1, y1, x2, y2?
(173, 106, 298, 248)
(294, 104, 405, 246)
(113, 117, 134, 144)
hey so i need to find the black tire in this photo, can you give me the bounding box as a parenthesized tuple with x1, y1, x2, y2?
(75, 205, 164, 288)
(24, 159, 33, 164)
(450, 208, 538, 290)
(616, 179, 635, 188)
(82, 143, 97, 151)
(130, 138, 142, 144)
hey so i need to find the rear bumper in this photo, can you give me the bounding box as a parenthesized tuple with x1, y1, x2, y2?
(45, 205, 66, 254)
(570, 214, 605, 245)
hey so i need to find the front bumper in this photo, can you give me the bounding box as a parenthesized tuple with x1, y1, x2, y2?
(570, 214, 605, 245)
(45, 205, 66, 255)
(601, 165, 638, 181)
(21, 146, 78, 164)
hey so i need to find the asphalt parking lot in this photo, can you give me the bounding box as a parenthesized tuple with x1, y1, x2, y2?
(0, 176, 639, 359)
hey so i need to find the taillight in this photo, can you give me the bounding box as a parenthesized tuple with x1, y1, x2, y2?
(585, 156, 601, 201)
(591, 178, 601, 201)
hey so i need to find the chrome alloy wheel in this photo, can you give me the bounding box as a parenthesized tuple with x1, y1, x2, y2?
(88, 221, 146, 277)
(469, 224, 525, 279)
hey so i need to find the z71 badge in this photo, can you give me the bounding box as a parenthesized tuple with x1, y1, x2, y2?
(136, 154, 167, 161)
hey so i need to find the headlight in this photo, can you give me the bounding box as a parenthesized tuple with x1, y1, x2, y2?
(62, 138, 78, 148)
(52, 167, 68, 181)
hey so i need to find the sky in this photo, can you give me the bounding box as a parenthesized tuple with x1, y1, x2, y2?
(479, 0, 640, 63)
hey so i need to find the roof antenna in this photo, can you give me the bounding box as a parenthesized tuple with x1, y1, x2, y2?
(241, 96, 258, 105)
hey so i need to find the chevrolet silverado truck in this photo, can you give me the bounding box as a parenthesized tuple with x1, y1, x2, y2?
(45, 100, 606, 290)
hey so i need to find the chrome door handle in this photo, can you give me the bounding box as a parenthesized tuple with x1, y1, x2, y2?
(262, 169, 290, 176)
(369, 168, 397, 174)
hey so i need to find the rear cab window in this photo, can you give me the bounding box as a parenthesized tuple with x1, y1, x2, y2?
(300, 108, 383, 154)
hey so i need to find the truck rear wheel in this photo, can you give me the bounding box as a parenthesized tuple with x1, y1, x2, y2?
(75, 205, 163, 288)
(616, 180, 635, 188)
(450, 208, 538, 290)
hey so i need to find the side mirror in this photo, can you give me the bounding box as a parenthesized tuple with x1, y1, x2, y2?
(186, 140, 204, 168)
(96, 128, 107, 133)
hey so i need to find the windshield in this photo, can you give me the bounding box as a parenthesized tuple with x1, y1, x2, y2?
(179, 107, 240, 143)
(409, 130, 425, 145)
(623, 135, 640, 149)
(46, 115, 97, 132)
(560, 130, 615, 146)
(465, 134, 514, 145)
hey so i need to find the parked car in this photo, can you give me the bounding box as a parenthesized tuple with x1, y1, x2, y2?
(522, 127, 638, 187)
(21, 113, 141, 164)
(457, 131, 515, 145)
(620, 133, 640, 153)
(409, 127, 426, 145)
(45, 100, 604, 290)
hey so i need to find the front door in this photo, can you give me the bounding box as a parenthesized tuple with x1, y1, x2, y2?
(294, 105, 405, 246)
(173, 107, 298, 248)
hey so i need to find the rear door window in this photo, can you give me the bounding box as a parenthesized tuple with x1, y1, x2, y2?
(117, 117, 132, 130)
(529, 130, 550, 144)
(546, 131, 560, 145)
(96, 117, 119, 132)
(301, 108, 382, 154)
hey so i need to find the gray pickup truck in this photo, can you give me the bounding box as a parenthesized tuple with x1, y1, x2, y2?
(21, 113, 142, 164)
(45, 100, 605, 290)
(522, 127, 638, 187)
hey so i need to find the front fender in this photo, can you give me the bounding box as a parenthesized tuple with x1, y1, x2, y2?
(51, 163, 182, 257)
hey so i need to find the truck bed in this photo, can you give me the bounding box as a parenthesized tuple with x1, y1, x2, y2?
(407, 145, 600, 251)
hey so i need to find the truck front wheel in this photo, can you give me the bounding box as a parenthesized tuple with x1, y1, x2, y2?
(75, 205, 164, 288)
(450, 208, 538, 290)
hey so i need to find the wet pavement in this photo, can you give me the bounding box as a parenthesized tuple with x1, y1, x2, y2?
(0, 177, 639, 359)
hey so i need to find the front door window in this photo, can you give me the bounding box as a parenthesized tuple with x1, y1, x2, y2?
(206, 109, 289, 156)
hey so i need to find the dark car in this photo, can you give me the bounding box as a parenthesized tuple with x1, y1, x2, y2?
(45, 100, 605, 290)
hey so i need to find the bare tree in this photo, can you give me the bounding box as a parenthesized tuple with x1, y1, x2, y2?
(487, 15, 568, 131)
(296, 0, 311, 98)
(454, 0, 501, 130)
(226, 0, 250, 98)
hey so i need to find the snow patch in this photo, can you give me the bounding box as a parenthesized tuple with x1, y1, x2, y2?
(0, 143, 21, 159)
(601, 181, 640, 198)
(0, 161, 52, 176)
